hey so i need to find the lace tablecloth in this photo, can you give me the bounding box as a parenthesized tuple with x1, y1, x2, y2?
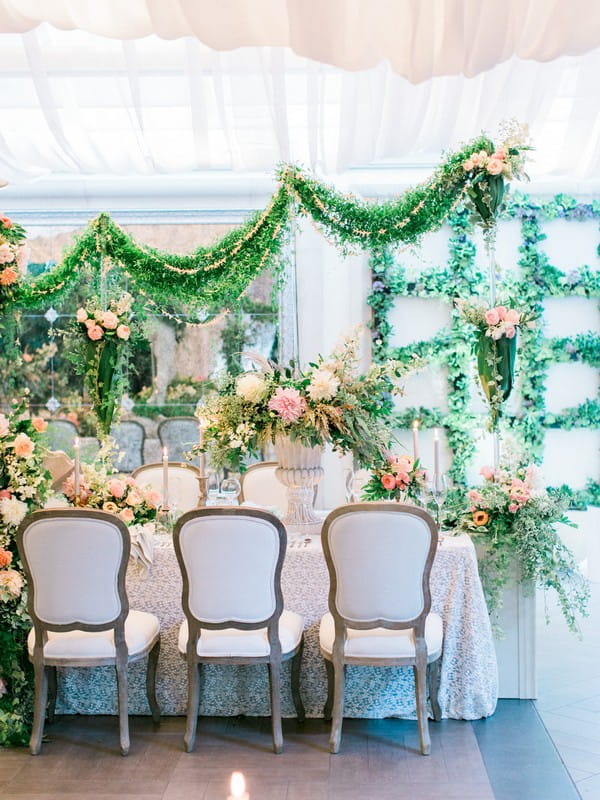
(56, 532, 498, 720)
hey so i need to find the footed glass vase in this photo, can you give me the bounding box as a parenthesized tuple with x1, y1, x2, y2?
(274, 435, 324, 526)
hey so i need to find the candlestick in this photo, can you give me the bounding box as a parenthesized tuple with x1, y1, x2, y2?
(228, 771, 249, 800)
(73, 437, 80, 504)
(412, 420, 420, 461)
(162, 446, 169, 510)
(198, 420, 206, 478)
(433, 428, 440, 491)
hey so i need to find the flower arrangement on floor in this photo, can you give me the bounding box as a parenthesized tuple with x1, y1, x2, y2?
(0, 396, 52, 746)
(448, 463, 589, 634)
(361, 453, 427, 503)
(66, 293, 135, 438)
(196, 334, 406, 471)
(457, 299, 537, 428)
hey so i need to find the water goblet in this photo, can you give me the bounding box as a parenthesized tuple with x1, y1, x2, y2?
(220, 476, 241, 506)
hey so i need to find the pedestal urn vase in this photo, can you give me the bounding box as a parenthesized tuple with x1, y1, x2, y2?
(274, 435, 324, 526)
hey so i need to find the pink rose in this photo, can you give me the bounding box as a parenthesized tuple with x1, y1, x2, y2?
(84, 318, 95, 329)
(101, 311, 118, 330)
(496, 306, 507, 321)
(0, 489, 12, 499)
(13, 432, 34, 458)
(395, 473, 410, 489)
(480, 466, 495, 481)
(509, 503, 519, 513)
(126, 490, 142, 507)
(467, 489, 484, 505)
(504, 325, 516, 339)
(0, 267, 17, 285)
(116, 324, 130, 340)
(76, 308, 88, 323)
(125, 476, 137, 487)
(0, 243, 14, 264)
(0, 414, 9, 437)
(108, 478, 125, 498)
(87, 325, 104, 341)
(494, 148, 507, 160)
(0, 215, 12, 228)
(119, 507, 135, 524)
(395, 454, 414, 472)
(484, 308, 500, 326)
(31, 417, 48, 433)
(505, 309, 520, 324)
(267, 387, 307, 423)
(381, 473, 396, 491)
(486, 158, 504, 176)
(144, 489, 161, 508)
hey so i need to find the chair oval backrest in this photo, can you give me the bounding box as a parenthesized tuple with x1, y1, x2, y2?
(110, 421, 145, 472)
(132, 463, 200, 512)
(174, 509, 285, 626)
(158, 417, 200, 465)
(322, 504, 437, 626)
(44, 419, 78, 456)
(240, 462, 288, 512)
(17, 510, 129, 628)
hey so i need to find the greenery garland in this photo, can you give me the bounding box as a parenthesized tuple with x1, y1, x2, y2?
(368, 195, 600, 503)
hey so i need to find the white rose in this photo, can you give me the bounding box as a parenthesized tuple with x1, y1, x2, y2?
(236, 373, 267, 403)
(307, 368, 340, 402)
(0, 496, 28, 527)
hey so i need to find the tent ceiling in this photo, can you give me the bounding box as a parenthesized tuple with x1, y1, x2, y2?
(1, 0, 599, 82)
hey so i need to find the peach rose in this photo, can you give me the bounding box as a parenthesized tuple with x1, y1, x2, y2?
(119, 507, 135, 524)
(0, 414, 9, 437)
(484, 308, 500, 326)
(395, 454, 414, 472)
(87, 325, 104, 341)
(0, 568, 24, 598)
(0, 547, 12, 568)
(486, 158, 504, 175)
(505, 309, 520, 324)
(31, 417, 48, 433)
(494, 148, 507, 160)
(76, 308, 88, 323)
(101, 311, 118, 330)
(395, 473, 410, 489)
(0, 215, 12, 228)
(102, 501, 119, 514)
(0, 243, 14, 264)
(116, 324, 130, 340)
(462, 158, 474, 171)
(144, 489, 161, 508)
(84, 318, 95, 329)
(0, 489, 12, 499)
(22, 352, 33, 363)
(108, 478, 125, 498)
(13, 432, 34, 458)
(381, 473, 396, 491)
(496, 306, 507, 321)
(0, 267, 18, 285)
(126, 490, 142, 507)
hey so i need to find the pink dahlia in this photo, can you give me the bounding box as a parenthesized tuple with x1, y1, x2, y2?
(267, 387, 307, 423)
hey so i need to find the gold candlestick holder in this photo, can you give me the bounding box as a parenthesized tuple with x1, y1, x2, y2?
(197, 476, 208, 507)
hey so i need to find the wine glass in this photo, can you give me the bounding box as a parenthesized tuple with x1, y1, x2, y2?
(206, 470, 220, 505)
(424, 474, 450, 531)
(220, 476, 241, 506)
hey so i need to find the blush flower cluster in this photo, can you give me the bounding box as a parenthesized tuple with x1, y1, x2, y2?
(76, 293, 133, 342)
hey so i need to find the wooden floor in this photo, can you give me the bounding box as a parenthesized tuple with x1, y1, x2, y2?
(536, 580, 600, 798)
(0, 715, 495, 800)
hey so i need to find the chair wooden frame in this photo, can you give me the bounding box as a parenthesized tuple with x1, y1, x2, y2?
(321, 503, 442, 756)
(17, 509, 161, 756)
(173, 507, 305, 754)
(132, 461, 202, 508)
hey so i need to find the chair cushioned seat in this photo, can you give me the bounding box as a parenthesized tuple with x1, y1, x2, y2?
(27, 610, 160, 661)
(178, 610, 304, 658)
(319, 611, 443, 660)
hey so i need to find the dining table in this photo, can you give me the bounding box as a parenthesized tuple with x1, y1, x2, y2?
(54, 512, 498, 721)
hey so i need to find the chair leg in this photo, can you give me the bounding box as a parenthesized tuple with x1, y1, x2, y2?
(29, 659, 48, 755)
(429, 657, 442, 723)
(146, 639, 161, 724)
(115, 655, 130, 756)
(46, 666, 57, 724)
(323, 657, 334, 721)
(268, 660, 283, 754)
(184, 660, 201, 753)
(329, 652, 345, 754)
(290, 639, 305, 724)
(413, 662, 431, 756)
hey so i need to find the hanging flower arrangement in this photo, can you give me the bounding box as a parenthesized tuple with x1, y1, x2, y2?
(65, 293, 136, 438)
(457, 299, 537, 429)
(0, 215, 28, 305)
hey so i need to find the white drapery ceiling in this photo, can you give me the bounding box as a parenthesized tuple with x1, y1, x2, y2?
(0, 24, 599, 185)
(1, 0, 599, 82)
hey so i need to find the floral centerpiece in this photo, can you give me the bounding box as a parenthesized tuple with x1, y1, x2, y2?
(448, 463, 589, 633)
(0, 215, 28, 306)
(66, 293, 135, 438)
(0, 396, 52, 746)
(457, 299, 537, 428)
(198, 334, 404, 471)
(361, 453, 427, 503)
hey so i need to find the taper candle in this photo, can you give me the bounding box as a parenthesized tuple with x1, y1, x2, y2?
(162, 446, 169, 510)
(412, 420, 420, 461)
(228, 771, 249, 800)
(433, 428, 440, 491)
(73, 437, 80, 503)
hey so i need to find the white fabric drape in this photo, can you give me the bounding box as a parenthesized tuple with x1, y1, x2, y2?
(0, 0, 599, 81)
(0, 25, 599, 183)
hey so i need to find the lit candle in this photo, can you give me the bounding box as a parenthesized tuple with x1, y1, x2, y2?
(73, 437, 80, 503)
(228, 772, 249, 800)
(198, 419, 206, 478)
(162, 446, 169, 510)
(433, 428, 440, 491)
(412, 420, 420, 461)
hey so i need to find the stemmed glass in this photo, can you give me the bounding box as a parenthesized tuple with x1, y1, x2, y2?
(220, 476, 241, 506)
(206, 470, 220, 505)
(422, 474, 450, 532)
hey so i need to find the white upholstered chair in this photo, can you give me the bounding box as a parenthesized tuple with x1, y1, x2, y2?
(239, 461, 288, 511)
(132, 462, 201, 513)
(17, 509, 161, 756)
(319, 503, 442, 755)
(173, 507, 305, 754)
